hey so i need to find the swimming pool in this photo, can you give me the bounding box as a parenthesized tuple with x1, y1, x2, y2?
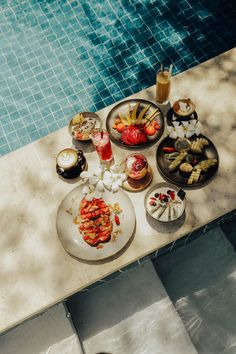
(0, 0, 235, 156)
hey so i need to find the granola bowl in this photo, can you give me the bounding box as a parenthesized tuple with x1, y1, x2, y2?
(68, 112, 102, 142)
(144, 183, 186, 222)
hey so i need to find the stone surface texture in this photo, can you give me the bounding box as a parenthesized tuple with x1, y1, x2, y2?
(0, 48, 236, 334)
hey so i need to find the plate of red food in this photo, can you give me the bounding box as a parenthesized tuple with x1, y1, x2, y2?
(106, 99, 164, 148)
(56, 185, 136, 261)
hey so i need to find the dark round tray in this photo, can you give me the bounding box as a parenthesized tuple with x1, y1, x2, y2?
(106, 99, 164, 149)
(156, 134, 219, 188)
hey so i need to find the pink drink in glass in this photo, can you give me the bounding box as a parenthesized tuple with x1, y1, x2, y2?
(91, 130, 113, 162)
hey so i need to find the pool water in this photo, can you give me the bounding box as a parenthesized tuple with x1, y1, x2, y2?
(0, 0, 235, 156)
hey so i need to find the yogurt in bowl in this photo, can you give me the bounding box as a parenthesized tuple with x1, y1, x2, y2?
(145, 183, 186, 222)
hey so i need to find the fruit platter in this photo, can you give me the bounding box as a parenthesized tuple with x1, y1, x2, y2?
(106, 99, 164, 148)
(56, 185, 136, 261)
(145, 183, 186, 222)
(156, 134, 219, 187)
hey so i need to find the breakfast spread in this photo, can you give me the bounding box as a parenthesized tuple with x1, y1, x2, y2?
(56, 97, 219, 261)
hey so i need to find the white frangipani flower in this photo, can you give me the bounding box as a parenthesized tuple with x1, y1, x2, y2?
(167, 123, 179, 139)
(80, 163, 127, 195)
(167, 120, 201, 139)
(189, 120, 201, 136)
(180, 121, 195, 138)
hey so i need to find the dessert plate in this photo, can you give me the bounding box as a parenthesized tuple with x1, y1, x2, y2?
(56, 185, 135, 261)
(106, 99, 164, 149)
(156, 134, 219, 188)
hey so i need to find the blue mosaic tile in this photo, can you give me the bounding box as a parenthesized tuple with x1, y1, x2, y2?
(0, 0, 236, 156)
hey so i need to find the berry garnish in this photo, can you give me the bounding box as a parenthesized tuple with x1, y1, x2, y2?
(149, 201, 156, 206)
(150, 197, 156, 201)
(154, 193, 159, 198)
(114, 214, 120, 225)
(169, 191, 175, 200)
(167, 190, 172, 195)
(163, 197, 169, 203)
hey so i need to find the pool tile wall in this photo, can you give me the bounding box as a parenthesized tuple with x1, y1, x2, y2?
(0, 0, 235, 155)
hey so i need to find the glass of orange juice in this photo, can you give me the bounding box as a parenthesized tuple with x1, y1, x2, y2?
(156, 65, 172, 104)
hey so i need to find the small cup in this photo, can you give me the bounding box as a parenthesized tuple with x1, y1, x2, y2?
(56, 148, 86, 179)
(156, 67, 172, 104)
(125, 154, 148, 180)
(172, 98, 195, 119)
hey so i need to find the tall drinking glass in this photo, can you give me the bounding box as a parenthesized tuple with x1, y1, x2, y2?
(91, 129, 113, 163)
(156, 65, 172, 104)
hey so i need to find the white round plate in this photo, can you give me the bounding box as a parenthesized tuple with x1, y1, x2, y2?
(56, 185, 136, 261)
(144, 182, 186, 222)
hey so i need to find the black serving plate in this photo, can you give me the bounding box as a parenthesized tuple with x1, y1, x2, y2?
(167, 107, 198, 126)
(156, 134, 219, 188)
(106, 99, 164, 149)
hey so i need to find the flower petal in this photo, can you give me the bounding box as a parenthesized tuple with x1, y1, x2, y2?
(82, 185, 90, 195)
(103, 177, 112, 189)
(85, 193, 94, 201)
(111, 181, 120, 192)
(94, 167, 103, 178)
(110, 164, 122, 174)
(186, 130, 194, 138)
(96, 180, 105, 192)
(167, 126, 173, 133)
(103, 170, 112, 179)
(173, 121, 180, 128)
(120, 173, 127, 182)
(88, 176, 99, 185)
(80, 171, 90, 179)
(169, 131, 178, 139)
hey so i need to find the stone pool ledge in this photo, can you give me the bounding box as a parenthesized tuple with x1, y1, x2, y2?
(0, 48, 236, 335)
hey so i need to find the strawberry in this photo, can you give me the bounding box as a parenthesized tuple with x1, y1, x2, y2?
(114, 215, 120, 225)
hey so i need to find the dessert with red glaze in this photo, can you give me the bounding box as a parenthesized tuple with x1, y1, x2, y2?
(125, 154, 148, 180)
(121, 125, 148, 146)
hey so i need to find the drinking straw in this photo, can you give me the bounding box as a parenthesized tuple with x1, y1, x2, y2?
(168, 64, 173, 80)
(160, 63, 163, 73)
